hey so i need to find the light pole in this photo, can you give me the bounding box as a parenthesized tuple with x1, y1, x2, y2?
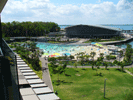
(104, 78, 107, 98)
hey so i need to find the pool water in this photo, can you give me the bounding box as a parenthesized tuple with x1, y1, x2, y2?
(36, 42, 80, 55)
(115, 41, 133, 49)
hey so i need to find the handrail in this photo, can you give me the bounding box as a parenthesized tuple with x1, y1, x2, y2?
(1, 38, 20, 100)
(0, 47, 4, 56)
(2, 38, 16, 55)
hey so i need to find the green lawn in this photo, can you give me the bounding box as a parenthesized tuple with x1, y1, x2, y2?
(84, 39, 124, 43)
(49, 67, 133, 100)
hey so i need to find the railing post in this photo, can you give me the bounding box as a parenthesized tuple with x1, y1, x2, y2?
(0, 14, 2, 48)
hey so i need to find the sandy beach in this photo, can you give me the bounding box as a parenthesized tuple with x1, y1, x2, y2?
(41, 44, 112, 60)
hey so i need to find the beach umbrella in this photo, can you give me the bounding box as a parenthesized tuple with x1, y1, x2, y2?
(53, 53, 60, 55)
(43, 53, 49, 55)
(63, 53, 71, 56)
(95, 43, 98, 45)
(98, 44, 102, 46)
(49, 55, 56, 57)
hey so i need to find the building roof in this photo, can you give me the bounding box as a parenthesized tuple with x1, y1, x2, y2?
(0, 0, 8, 13)
(65, 24, 122, 31)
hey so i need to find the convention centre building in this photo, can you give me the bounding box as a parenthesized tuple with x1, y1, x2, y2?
(65, 24, 122, 38)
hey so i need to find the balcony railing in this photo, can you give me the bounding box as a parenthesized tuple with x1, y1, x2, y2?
(1, 38, 20, 100)
(0, 47, 3, 56)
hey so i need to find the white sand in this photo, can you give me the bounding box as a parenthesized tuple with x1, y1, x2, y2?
(41, 44, 110, 60)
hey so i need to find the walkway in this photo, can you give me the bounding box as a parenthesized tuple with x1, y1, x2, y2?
(67, 65, 132, 68)
(39, 57, 54, 92)
(124, 70, 133, 76)
(16, 53, 60, 100)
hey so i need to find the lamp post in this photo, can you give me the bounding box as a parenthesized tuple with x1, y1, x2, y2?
(104, 78, 107, 98)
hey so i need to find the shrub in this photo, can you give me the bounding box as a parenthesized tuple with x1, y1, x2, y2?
(106, 55, 116, 60)
(70, 55, 74, 60)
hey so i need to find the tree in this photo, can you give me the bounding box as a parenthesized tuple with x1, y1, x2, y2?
(61, 61, 68, 75)
(1, 21, 60, 37)
(85, 55, 90, 61)
(96, 61, 101, 69)
(91, 61, 95, 70)
(50, 63, 61, 82)
(113, 60, 119, 68)
(120, 61, 124, 72)
(74, 62, 78, 69)
(119, 50, 123, 58)
(70, 55, 74, 60)
(100, 53, 104, 58)
(90, 52, 96, 61)
(50, 60, 67, 82)
(124, 44, 132, 64)
(80, 59, 84, 68)
(104, 62, 108, 70)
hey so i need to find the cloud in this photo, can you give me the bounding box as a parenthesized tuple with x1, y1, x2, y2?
(1, 0, 133, 24)
(96, 0, 101, 3)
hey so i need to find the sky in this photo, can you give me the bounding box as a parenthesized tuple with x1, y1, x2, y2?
(1, 0, 133, 25)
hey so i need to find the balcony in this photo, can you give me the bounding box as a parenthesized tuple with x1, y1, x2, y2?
(1, 38, 20, 100)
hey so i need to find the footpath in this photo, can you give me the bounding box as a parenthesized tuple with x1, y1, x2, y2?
(67, 65, 133, 68)
(124, 70, 133, 76)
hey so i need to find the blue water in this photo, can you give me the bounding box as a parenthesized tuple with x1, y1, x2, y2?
(59, 24, 133, 30)
(59, 25, 74, 29)
(115, 41, 133, 49)
(36, 42, 80, 55)
(103, 24, 133, 30)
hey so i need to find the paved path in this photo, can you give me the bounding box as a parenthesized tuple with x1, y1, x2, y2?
(124, 70, 133, 76)
(67, 65, 133, 68)
(39, 57, 54, 92)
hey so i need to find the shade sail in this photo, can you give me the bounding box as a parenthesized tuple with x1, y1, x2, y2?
(0, 0, 8, 13)
(43, 53, 49, 55)
(95, 43, 103, 47)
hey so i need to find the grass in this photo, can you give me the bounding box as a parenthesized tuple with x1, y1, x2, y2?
(84, 39, 125, 43)
(47, 40, 77, 43)
(49, 66, 133, 100)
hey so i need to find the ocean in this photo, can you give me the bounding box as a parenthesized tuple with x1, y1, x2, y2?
(59, 24, 133, 30)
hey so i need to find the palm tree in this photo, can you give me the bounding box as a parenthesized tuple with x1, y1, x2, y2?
(74, 62, 78, 70)
(104, 62, 108, 70)
(100, 53, 104, 58)
(113, 60, 118, 68)
(90, 52, 96, 61)
(120, 61, 124, 72)
(85, 55, 90, 61)
(96, 61, 101, 69)
(91, 61, 95, 70)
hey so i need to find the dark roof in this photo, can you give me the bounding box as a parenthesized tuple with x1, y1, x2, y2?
(65, 24, 122, 31)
